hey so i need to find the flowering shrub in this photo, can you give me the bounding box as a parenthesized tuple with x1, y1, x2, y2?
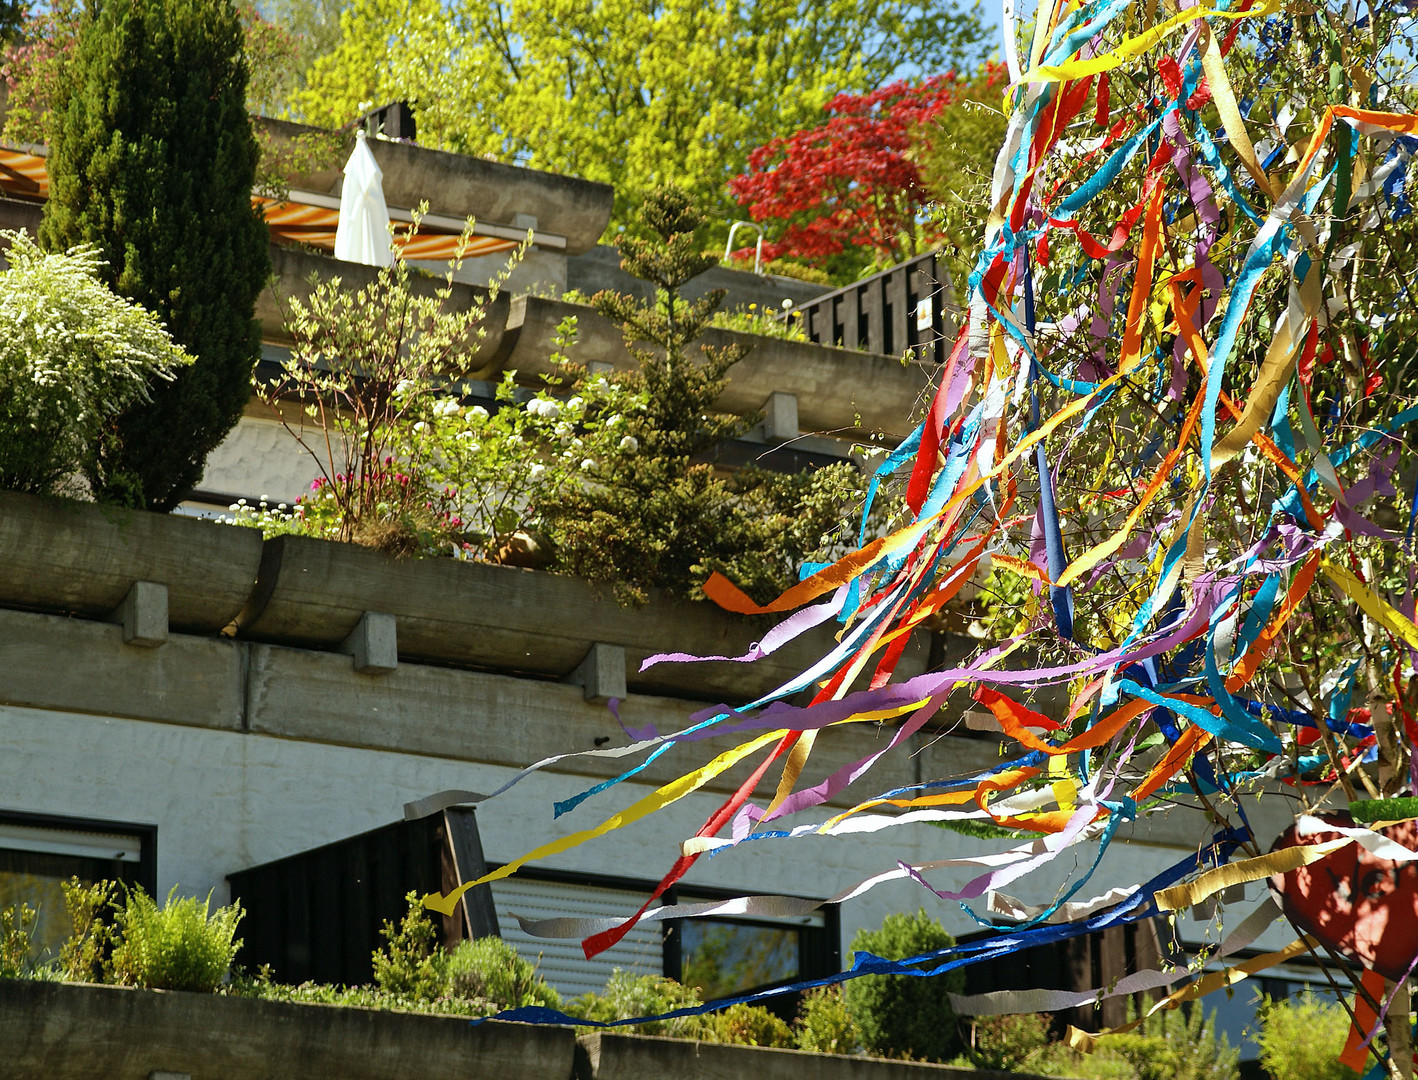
(256, 212, 526, 553)
(0, 231, 192, 496)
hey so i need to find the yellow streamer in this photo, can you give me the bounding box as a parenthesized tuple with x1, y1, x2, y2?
(421, 728, 787, 916)
(1066, 937, 1317, 1051)
(1323, 560, 1418, 650)
(1015, 0, 1277, 86)
(1153, 839, 1352, 913)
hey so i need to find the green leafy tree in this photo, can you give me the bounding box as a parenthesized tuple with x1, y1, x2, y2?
(290, 0, 989, 231)
(0, 232, 192, 496)
(843, 909, 963, 1063)
(542, 186, 859, 604)
(39, 0, 271, 510)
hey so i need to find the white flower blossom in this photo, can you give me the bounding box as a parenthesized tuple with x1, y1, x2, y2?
(468, 405, 489, 420)
(619, 435, 639, 454)
(580, 458, 596, 471)
(528, 463, 546, 480)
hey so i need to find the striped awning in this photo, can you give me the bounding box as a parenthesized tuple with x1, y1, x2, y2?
(0, 145, 524, 262)
(254, 195, 519, 261)
(0, 147, 48, 199)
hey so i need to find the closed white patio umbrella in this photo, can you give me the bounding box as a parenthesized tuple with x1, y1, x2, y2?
(333, 130, 393, 267)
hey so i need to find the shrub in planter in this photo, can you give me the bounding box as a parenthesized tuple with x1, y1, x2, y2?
(109, 887, 243, 992)
(705, 1002, 796, 1047)
(370, 891, 444, 1000)
(573, 970, 717, 1039)
(842, 909, 963, 1062)
(795, 986, 861, 1054)
(443, 935, 562, 1012)
(1256, 992, 1361, 1080)
(963, 1011, 1053, 1071)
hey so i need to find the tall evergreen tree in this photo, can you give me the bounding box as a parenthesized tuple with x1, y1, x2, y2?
(41, 0, 270, 509)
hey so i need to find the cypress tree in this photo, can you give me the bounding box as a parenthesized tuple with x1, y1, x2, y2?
(40, 0, 270, 509)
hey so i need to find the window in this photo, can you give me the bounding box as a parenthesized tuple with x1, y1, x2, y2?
(0, 810, 155, 961)
(489, 868, 839, 1003)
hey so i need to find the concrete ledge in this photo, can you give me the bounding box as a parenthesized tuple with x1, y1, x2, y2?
(257, 244, 509, 365)
(498, 296, 932, 440)
(234, 533, 931, 702)
(576, 1033, 1063, 1080)
(0, 491, 263, 634)
(0, 608, 244, 731)
(0, 980, 575, 1080)
(255, 117, 615, 256)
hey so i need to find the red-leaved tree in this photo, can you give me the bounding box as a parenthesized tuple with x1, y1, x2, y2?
(728, 67, 1005, 273)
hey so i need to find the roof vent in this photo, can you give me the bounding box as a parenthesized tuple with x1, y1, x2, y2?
(356, 100, 415, 142)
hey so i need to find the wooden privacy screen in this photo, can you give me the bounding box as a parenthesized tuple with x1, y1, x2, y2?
(228, 808, 498, 986)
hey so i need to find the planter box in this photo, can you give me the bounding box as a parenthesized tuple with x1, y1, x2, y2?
(0, 979, 575, 1080)
(495, 296, 931, 440)
(0, 980, 1070, 1080)
(577, 1033, 1067, 1080)
(235, 534, 930, 701)
(0, 491, 263, 634)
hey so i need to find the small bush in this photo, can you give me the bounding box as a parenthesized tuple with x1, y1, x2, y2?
(0, 903, 39, 978)
(1257, 992, 1361, 1080)
(965, 1012, 1053, 1071)
(56, 878, 117, 983)
(109, 887, 243, 992)
(705, 1002, 795, 1047)
(371, 892, 444, 1001)
(843, 909, 963, 1062)
(444, 935, 562, 1012)
(573, 970, 716, 1039)
(796, 986, 861, 1054)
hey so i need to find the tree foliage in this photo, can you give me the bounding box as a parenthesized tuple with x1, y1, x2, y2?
(0, 231, 192, 495)
(289, 0, 989, 230)
(39, 0, 271, 510)
(540, 186, 860, 604)
(730, 66, 1005, 280)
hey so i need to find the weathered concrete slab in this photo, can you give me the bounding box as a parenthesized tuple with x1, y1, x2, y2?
(0, 980, 575, 1080)
(255, 117, 614, 256)
(576, 1033, 1065, 1080)
(0, 491, 263, 634)
(0, 608, 244, 730)
(244, 640, 919, 804)
(257, 244, 510, 366)
(233, 534, 931, 702)
(497, 296, 932, 440)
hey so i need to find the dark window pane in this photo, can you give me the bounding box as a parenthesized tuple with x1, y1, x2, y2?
(680, 920, 799, 999)
(0, 848, 135, 962)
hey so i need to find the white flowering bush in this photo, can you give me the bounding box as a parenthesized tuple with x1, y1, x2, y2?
(0, 232, 191, 495)
(401, 317, 646, 561)
(256, 209, 528, 553)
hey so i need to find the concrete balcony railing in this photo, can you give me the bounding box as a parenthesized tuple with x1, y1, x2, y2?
(0, 979, 1066, 1080)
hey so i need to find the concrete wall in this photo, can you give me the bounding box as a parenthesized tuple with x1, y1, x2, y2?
(568, 245, 828, 312)
(254, 117, 615, 256)
(0, 981, 1069, 1080)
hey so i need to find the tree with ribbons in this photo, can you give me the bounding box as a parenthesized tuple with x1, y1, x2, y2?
(414, 2, 1418, 1077)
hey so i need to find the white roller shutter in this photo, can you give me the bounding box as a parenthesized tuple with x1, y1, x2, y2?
(491, 877, 663, 1001)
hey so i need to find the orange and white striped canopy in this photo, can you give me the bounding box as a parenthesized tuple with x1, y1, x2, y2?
(0, 146, 519, 263)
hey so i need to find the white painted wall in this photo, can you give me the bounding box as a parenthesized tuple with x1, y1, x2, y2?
(0, 704, 1295, 962)
(198, 414, 325, 507)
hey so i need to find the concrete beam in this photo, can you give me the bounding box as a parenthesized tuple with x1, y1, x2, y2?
(567, 642, 627, 703)
(496, 296, 930, 440)
(760, 391, 799, 442)
(339, 611, 398, 675)
(112, 582, 168, 648)
(0, 608, 243, 732)
(577, 1033, 1053, 1080)
(0, 490, 263, 635)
